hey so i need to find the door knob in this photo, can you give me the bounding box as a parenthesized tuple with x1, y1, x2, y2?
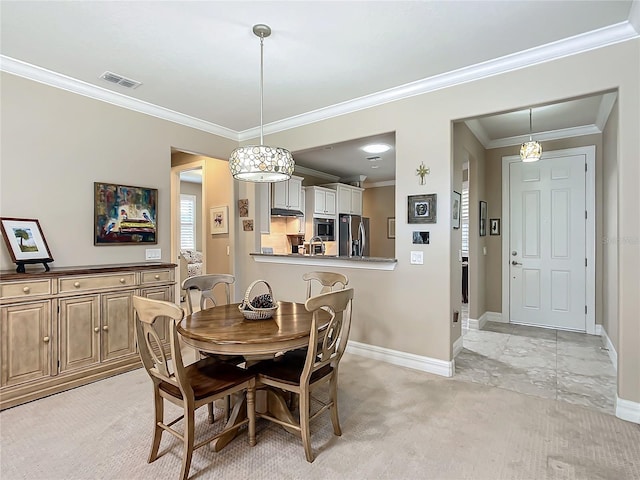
(511, 261, 522, 266)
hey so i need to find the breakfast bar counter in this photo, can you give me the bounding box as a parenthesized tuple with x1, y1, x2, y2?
(250, 253, 397, 270)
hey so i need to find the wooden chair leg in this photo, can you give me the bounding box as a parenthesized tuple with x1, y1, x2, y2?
(224, 395, 231, 421)
(207, 402, 215, 424)
(247, 385, 256, 446)
(329, 373, 342, 436)
(180, 402, 195, 480)
(299, 391, 314, 463)
(148, 387, 164, 463)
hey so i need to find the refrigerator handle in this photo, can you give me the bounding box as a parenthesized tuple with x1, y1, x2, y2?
(348, 216, 353, 257)
(359, 221, 366, 258)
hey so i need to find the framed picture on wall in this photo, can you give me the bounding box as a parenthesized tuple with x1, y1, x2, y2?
(387, 217, 396, 239)
(479, 201, 487, 236)
(408, 194, 437, 224)
(490, 218, 501, 236)
(452, 191, 461, 229)
(94, 182, 158, 245)
(210, 205, 229, 234)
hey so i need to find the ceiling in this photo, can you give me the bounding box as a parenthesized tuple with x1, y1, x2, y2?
(1, 1, 638, 183)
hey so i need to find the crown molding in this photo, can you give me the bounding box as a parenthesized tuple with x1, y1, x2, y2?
(0, 55, 238, 141)
(487, 125, 602, 149)
(2, 20, 637, 141)
(293, 165, 340, 182)
(365, 180, 396, 188)
(595, 92, 618, 130)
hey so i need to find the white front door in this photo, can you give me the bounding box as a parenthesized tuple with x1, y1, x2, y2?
(508, 152, 587, 331)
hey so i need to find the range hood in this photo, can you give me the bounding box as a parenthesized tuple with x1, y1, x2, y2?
(271, 208, 304, 217)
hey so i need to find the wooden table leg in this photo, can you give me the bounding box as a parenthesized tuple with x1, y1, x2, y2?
(265, 389, 300, 436)
(210, 395, 247, 452)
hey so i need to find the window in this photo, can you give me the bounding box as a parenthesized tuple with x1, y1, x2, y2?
(461, 180, 469, 256)
(180, 194, 196, 250)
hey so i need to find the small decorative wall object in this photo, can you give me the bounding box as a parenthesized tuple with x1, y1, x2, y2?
(94, 182, 157, 245)
(452, 191, 461, 229)
(210, 205, 229, 234)
(387, 217, 396, 239)
(416, 162, 430, 185)
(1, 217, 54, 272)
(479, 201, 487, 236)
(490, 218, 501, 236)
(242, 219, 254, 231)
(408, 194, 437, 224)
(238, 199, 249, 217)
(412, 231, 430, 244)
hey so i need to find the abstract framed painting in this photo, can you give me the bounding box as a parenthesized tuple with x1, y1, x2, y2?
(94, 182, 158, 245)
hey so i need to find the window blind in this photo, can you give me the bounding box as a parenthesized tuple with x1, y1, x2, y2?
(180, 194, 196, 250)
(461, 181, 469, 255)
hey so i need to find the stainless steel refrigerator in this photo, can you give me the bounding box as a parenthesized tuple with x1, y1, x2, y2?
(338, 214, 370, 257)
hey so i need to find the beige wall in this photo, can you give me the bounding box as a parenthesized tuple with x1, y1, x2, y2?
(363, 185, 395, 258)
(1, 39, 638, 406)
(483, 134, 604, 316)
(602, 101, 619, 352)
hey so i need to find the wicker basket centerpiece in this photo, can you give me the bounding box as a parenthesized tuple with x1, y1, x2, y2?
(239, 280, 278, 320)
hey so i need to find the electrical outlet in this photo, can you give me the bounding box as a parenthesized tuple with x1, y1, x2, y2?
(410, 251, 423, 265)
(145, 248, 161, 261)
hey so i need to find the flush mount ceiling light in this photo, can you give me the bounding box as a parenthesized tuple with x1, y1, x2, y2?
(520, 108, 542, 163)
(229, 24, 294, 182)
(362, 144, 391, 154)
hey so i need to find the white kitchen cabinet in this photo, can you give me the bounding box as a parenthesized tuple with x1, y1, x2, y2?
(306, 186, 336, 219)
(323, 183, 363, 215)
(272, 175, 303, 211)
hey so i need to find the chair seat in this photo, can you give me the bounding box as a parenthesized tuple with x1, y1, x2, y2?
(254, 353, 333, 386)
(159, 357, 254, 401)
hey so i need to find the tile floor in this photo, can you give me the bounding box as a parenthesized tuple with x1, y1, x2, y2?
(454, 304, 617, 415)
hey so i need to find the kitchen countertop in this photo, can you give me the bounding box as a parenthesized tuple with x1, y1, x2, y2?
(250, 253, 397, 270)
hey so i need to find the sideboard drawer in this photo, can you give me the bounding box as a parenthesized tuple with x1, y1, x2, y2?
(1, 280, 52, 300)
(141, 269, 173, 285)
(59, 273, 137, 293)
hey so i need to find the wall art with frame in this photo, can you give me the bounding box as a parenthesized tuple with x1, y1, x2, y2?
(408, 194, 437, 224)
(1, 217, 54, 272)
(210, 205, 229, 234)
(479, 201, 487, 236)
(94, 182, 157, 245)
(452, 191, 461, 229)
(490, 218, 501, 236)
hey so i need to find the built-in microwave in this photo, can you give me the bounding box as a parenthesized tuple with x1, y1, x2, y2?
(313, 218, 335, 241)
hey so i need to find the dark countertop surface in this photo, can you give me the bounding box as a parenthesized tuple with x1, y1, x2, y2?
(250, 253, 397, 263)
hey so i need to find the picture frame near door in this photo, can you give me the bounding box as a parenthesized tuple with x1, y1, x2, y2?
(408, 193, 437, 224)
(490, 218, 500, 236)
(210, 205, 229, 234)
(452, 191, 461, 229)
(387, 217, 396, 239)
(479, 201, 487, 236)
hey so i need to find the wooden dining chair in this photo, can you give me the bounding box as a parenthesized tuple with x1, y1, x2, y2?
(133, 295, 256, 480)
(181, 273, 235, 315)
(253, 288, 354, 462)
(302, 271, 349, 300)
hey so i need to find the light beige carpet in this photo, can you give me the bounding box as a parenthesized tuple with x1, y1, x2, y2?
(1, 353, 639, 480)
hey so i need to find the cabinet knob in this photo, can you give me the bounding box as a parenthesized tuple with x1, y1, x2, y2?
(154, 274, 160, 280)
(94, 327, 100, 333)
(23, 286, 30, 293)
(119, 278, 126, 284)
(43, 336, 50, 343)
(103, 325, 109, 331)
(74, 282, 81, 288)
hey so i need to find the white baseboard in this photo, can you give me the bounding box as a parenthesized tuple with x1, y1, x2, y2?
(346, 340, 453, 377)
(453, 335, 464, 357)
(600, 326, 618, 372)
(616, 396, 640, 424)
(468, 311, 503, 329)
(467, 316, 485, 330)
(485, 311, 505, 323)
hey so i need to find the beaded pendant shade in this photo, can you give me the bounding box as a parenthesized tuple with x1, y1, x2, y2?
(520, 108, 542, 162)
(229, 24, 294, 182)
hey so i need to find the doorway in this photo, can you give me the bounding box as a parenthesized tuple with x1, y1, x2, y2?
(501, 146, 595, 333)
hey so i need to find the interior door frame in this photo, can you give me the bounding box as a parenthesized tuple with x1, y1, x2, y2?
(500, 145, 596, 334)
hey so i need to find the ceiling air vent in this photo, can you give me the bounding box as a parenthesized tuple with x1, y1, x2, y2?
(99, 71, 142, 89)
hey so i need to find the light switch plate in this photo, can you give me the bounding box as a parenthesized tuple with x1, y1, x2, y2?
(145, 248, 161, 261)
(410, 251, 423, 265)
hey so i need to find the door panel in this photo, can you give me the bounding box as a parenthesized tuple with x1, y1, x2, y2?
(509, 154, 586, 331)
(59, 296, 100, 372)
(101, 291, 135, 361)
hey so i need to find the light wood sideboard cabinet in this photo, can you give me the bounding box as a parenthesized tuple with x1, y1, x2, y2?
(0, 263, 176, 410)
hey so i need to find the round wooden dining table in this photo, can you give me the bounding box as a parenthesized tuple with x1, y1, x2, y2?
(177, 301, 331, 451)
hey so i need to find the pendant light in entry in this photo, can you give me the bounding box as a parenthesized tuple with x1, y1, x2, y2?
(520, 108, 542, 162)
(229, 24, 294, 182)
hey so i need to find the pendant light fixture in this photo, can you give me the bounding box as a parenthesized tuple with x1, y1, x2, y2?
(520, 108, 542, 162)
(229, 24, 294, 182)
